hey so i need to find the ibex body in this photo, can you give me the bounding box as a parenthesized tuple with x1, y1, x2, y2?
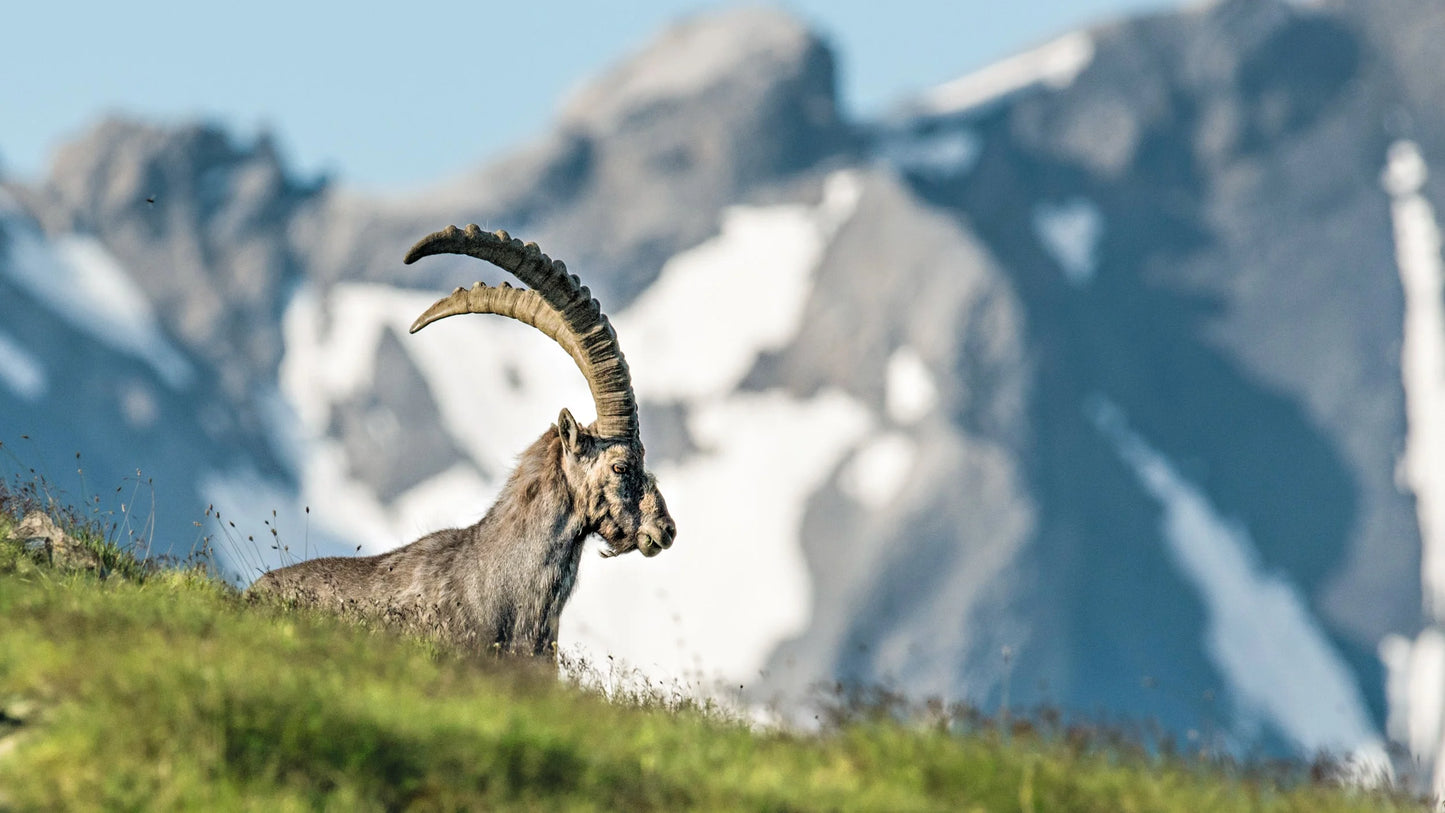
(250, 227, 675, 655)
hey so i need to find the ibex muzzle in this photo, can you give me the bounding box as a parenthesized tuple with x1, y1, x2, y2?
(249, 227, 675, 654)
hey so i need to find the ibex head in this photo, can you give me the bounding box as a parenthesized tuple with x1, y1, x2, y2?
(555, 407, 675, 557)
(405, 226, 675, 558)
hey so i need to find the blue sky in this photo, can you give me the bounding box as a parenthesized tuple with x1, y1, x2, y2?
(3, 1, 1176, 192)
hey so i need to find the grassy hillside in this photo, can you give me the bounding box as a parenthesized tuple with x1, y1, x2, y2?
(0, 501, 1424, 811)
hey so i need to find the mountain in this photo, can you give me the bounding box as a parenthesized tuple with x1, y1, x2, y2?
(4, 0, 1444, 787)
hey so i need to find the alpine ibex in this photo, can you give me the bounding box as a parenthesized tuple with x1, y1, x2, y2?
(250, 226, 676, 655)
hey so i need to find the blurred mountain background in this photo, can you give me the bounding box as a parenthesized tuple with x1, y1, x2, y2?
(4, 0, 1444, 791)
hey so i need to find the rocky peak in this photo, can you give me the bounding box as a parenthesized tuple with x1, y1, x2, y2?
(531, 8, 854, 302)
(16, 117, 327, 428)
(29, 118, 319, 233)
(560, 7, 833, 134)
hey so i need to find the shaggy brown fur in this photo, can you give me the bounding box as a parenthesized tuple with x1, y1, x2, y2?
(250, 415, 674, 654)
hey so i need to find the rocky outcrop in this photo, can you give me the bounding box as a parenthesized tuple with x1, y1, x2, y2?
(12, 119, 324, 422)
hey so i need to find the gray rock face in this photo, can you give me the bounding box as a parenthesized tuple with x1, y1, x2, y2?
(851, 0, 1427, 740)
(328, 329, 471, 502)
(752, 171, 1037, 704)
(12, 119, 325, 430)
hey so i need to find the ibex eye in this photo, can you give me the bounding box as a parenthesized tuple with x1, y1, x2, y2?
(612, 463, 627, 475)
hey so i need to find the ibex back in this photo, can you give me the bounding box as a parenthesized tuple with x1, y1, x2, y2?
(249, 226, 676, 655)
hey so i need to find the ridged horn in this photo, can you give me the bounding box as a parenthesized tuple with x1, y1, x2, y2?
(405, 226, 638, 440)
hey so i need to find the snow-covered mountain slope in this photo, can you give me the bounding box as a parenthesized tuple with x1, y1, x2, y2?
(7, 0, 1445, 788)
(257, 173, 873, 685)
(1090, 395, 1382, 760)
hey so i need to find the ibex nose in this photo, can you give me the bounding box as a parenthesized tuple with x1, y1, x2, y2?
(658, 519, 676, 549)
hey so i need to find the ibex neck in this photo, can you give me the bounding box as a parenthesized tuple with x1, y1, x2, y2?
(478, 427, 589, 557)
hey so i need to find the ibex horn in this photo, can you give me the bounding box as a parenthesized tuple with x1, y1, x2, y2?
(405, 226, 638, 440)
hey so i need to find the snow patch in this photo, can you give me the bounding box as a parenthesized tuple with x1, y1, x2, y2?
(1382, 629, 1445, 797)
(1381, 138, 1445, 797)
(886, 346, 938, 425)
(1383, 140, 1429, 198)
(919, 32, 1095, 116)
(118, 381, 159, 429)
(278, 284, 548, 551)
(207, 442, 491, 575)
(294, 440, 415, 552)
(406, 304, 605, 477)
(877, 128, 981, 178)
(838, 432, 917, 510)
(2, 228, 193, 388)
(561, 389, 872, 685)
(200, 466, 353, 583)
(1088, 396, 1384, 759)
(615, 171, 862, 401)
(0, 328, 47, 401)
(1384, 629, 1445, 764)
(1033, 198, 1104, 286)
(280, 281, 589, 481)
(280, 285, 405, 429)
(565, 176, 877, 684)
(1383, 140, 1445, 616)
(389, 463, 496, 545)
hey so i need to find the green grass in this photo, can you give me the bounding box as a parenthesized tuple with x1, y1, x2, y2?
(0, 506, 1425, 811)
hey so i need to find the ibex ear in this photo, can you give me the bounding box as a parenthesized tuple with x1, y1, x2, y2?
(557, 408, 589, 456)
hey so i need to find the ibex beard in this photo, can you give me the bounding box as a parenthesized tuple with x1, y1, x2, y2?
(249, 226, 675, 657)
